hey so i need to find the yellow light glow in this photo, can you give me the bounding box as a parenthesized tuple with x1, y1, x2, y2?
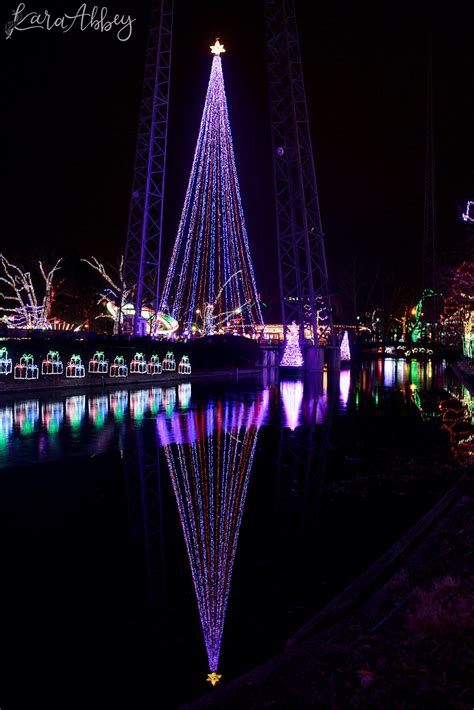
(207, 672, 222, 686)
(210, 39, 226, 55)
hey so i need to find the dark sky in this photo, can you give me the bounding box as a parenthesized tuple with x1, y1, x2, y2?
(3, 0, 473, 318)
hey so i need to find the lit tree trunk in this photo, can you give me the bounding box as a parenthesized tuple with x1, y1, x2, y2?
(0, 255, 62, 329)
(82, 256, 129, 334)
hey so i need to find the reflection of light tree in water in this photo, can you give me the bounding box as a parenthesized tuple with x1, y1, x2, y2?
(159, 394, 268, 685)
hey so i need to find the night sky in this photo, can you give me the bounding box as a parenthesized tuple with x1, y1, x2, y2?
(3, 0, 473, 320)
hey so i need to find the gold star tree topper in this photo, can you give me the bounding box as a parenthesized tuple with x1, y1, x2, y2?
(207, 671, 222, 686)
(210, 39, 226, 55)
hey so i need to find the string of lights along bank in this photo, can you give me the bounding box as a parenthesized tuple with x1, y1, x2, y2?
(160, 40, 264, 337)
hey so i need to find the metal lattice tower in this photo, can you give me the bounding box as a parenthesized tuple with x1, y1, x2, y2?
(264, 0, 334, 346)
(121, 0, 174, 336)
(422, 41, 439, 326)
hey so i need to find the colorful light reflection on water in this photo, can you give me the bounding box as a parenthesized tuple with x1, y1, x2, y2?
(0, 360, 471, 469)
(0, 359, 472, 707)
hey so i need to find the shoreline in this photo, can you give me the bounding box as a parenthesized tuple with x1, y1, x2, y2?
(451, 359, 474, 395)
(186, 476, 474, 709)
(0, 366, 265, 398)
(184, 360, 473, 708)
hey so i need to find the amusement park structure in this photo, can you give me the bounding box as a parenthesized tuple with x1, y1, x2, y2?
(121, 0, 173, 336)
(120, 0, 335, 356)
(422, 41, 440, 329)
(264, 0, 334, 349)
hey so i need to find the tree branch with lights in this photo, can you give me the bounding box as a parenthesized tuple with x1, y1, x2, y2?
(81, 255, 130, 334)
(0, 254, 62, 329)
(443, 261, 474, 357)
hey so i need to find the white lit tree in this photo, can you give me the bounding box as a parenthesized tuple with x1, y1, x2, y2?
(280, 321, 304, 367)
(0, 254, 62, 329)
(82, 256, 130, 335)
(443, 261, 474, 358)
(340, 330, 351, 361)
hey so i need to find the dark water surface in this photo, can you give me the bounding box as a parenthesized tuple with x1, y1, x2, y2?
(0, 360, 471, 708)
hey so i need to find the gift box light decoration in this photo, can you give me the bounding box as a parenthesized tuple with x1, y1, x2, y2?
(14, 354, 39, 380)
(88, 351, 109, 374)
(130, 352, 147, 374)
(66, 354, 85, 378)
(147, 354, 162, 375)
(0, 347, 12, 375)
(163, 351, 176, 372)
(178, 355, 192, 375)
(41, 350, 64, 375)
(110, 355, 128, 378)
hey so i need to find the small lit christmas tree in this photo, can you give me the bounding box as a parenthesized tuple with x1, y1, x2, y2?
(340, 330, 351, 361)
(280, 321, 304, 367)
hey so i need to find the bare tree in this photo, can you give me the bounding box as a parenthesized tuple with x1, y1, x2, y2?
(82, 256, 130, 335)
(443, 261, 474, 355)
(0, 254, 62, 329)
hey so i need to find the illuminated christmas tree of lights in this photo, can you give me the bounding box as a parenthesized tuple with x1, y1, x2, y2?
(159, 393, 268, 684)
(280, 321, 304, 367)
(160, 40, 263, 336)
(340, 330, 351, 361)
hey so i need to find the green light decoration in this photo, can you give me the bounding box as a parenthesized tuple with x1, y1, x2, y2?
(409, 361, 440, 421)
(178, 355, 192, 375)
(0, 347, 13, 375)
(410, 360, 420, 388)
(410, 387, 441, 421)
(409, 289, 435, 344)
